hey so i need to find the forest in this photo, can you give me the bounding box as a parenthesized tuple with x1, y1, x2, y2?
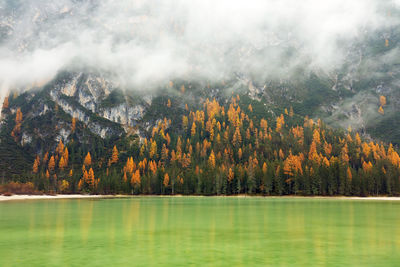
(1, 94, 400, 196)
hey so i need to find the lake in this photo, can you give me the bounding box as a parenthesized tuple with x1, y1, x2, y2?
(0, 197, 399, 266)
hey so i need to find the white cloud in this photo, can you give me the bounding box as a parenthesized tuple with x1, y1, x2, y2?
(0, 0, 397, 95)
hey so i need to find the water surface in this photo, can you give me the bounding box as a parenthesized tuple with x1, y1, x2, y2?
(0, 197, 399, 266)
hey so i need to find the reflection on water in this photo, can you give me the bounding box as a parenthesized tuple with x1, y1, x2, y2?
(0, 198, 399, 266)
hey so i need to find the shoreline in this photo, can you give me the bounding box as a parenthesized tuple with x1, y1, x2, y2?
(0, 194, 118, 202)
(1, 194, 400, 202)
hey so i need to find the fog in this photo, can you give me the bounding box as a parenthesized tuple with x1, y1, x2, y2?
(0, 0, 398, 97)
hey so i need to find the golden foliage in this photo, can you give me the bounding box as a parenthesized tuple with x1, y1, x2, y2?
(84, 152, 92, 166)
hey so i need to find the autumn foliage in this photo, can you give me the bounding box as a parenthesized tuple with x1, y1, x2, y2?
(9, 95, 400, 196)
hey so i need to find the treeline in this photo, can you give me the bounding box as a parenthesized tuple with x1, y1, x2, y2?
(6, 96, 400, 196)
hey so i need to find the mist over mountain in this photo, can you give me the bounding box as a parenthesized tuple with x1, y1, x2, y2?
(1, 0, 400, 179)
(1, 0, 398, 90)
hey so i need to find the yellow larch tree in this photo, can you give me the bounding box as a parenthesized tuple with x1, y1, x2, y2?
(2, 96, 9, 109)
(63, 148, 69, 166)
(48, 156, 55, 172)
(378, 106, 384, 115)
(58, 156, 66, 170)
(32, 157, 39, 174)
(208, 150, 216, 169)
(71, 117, 77, 132)
(262, 162, 268, 174)
(84, 152, 92, 166)
(163, 173, 170, 187)
(191, 122, 196, 137)
(111, 145, 119, 164)
(312, 129, 321, 145)
(149, 140, 157, 159)
(380, 95, 387, 106)
(347, 167, 352, 180)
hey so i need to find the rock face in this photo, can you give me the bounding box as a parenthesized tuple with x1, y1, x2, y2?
(0, 71, 153, 150)
(100, 104, 145, 126)
(44, 72, 150, 139)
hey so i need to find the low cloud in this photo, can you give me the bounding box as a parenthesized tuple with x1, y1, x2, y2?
(0, 0, 398, 94)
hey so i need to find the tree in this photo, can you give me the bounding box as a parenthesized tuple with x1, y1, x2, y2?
(312, 129, 321, 145)
(232, 127, 242, 147)
(260, 119, 268, 133)
(78, 179, 83, 190)
(11, 108, 23, 139)
(208, 150, 216, 169)
(15, 108, 23, 125)
(324, 142, 332, 156)
(163, 173, 170, 187)
(191, 122, 196, 137)
(340, 144, 350, 163)
(2, 96, 9, 110)
(361, 143, 371, 158)
(86, 168, 95, 187)
(84, 152, 92, 166)
(32, 157, 39, 174)
(182, 116, 189, 132)
(228, 168, 234, 182)
(347, 167, 352, 180)
(283, 154, 303, 176)
(56, 140, 64, 155)
(71, 117, 77, 132)
(131, 170, 141, 185)
(149, 140, 157, 159)
(60, 180, 70, 193)
(111, 145, 119, 164)
(276, 114, 284, 132)
(380, 96, 387, 106)
(63, 148, 69, 166)
(355, 133, 361, 146)
(59, 156, 66, 170)
(238, 148, 243, 160)
(48, 156, 55, 172)
(262, 162, 267, 174)
(161, 144, 169, 162)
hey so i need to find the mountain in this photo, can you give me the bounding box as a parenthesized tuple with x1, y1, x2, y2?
(1, 1, 400, 195)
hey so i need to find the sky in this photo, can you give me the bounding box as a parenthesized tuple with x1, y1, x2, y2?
(0, 0, 398, 97)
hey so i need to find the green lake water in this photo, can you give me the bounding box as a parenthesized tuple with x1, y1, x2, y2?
(0, 197, 399, 266)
